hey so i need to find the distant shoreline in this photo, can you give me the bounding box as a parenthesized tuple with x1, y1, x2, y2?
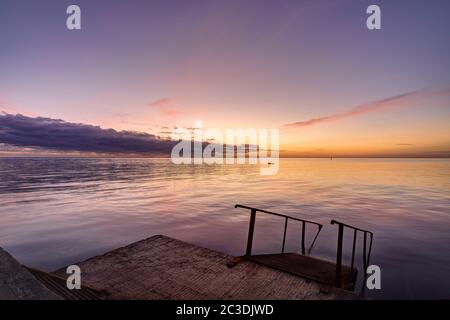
(0, 156, 449, 159)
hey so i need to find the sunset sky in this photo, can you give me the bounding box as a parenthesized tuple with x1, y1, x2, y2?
(0, 0, 449, 157)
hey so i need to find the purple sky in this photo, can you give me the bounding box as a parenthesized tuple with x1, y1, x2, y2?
(0, 0, 449, 156)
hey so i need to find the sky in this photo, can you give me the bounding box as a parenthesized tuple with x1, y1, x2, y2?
(0, 0, 449, 157)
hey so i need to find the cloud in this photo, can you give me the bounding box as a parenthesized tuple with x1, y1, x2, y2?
(149, 98, 172, 108)
(284, 88, 450, 129)
(0, 113, 177, 155)
(148, 98, 182, 117)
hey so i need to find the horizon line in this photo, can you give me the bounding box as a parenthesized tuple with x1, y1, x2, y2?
(0, 155, 449, 159)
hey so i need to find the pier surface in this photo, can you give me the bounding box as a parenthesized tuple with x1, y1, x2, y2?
(56, 235, 358, 300)
(0, 248, 61, 300)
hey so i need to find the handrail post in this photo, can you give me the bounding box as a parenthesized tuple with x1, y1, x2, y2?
(351, 229, 357, 271)
(281, 217, 288, 253)
(363, 231, 367, 271)
(335, 223, 344, 288)
(301, 221, 306, 255)
(367, 233, 373, 266)
(246, 208, 257, 256)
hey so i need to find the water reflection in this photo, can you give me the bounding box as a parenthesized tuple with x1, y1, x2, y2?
(0, 158, 449, 299)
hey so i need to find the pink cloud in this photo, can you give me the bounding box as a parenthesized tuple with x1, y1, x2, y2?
(148, 98, 172, 108)
(148, 98, 182, 117)
(284, 88, 450, 129)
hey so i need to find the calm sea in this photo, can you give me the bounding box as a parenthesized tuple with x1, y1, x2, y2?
(0, 158, 449, 299)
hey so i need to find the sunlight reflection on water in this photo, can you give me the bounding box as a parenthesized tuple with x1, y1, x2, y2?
(0, 158, 449, 299)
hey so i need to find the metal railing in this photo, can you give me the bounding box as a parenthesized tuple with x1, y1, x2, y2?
(330, 220, 373, 288)
(235, 204, 323, 256)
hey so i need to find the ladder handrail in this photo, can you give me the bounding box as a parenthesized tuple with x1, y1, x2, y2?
(236, 204, 322, 226)
(331, 219, 373, 235)
(331, 220, 374, 288)
(235, 204, 323, 256)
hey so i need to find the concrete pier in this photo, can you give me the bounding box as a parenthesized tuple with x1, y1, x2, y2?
(53, 235, 358, 300)
(0, 248, 61, 300)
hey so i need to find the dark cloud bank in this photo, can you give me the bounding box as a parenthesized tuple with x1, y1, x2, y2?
(0, 113, 176, 155)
